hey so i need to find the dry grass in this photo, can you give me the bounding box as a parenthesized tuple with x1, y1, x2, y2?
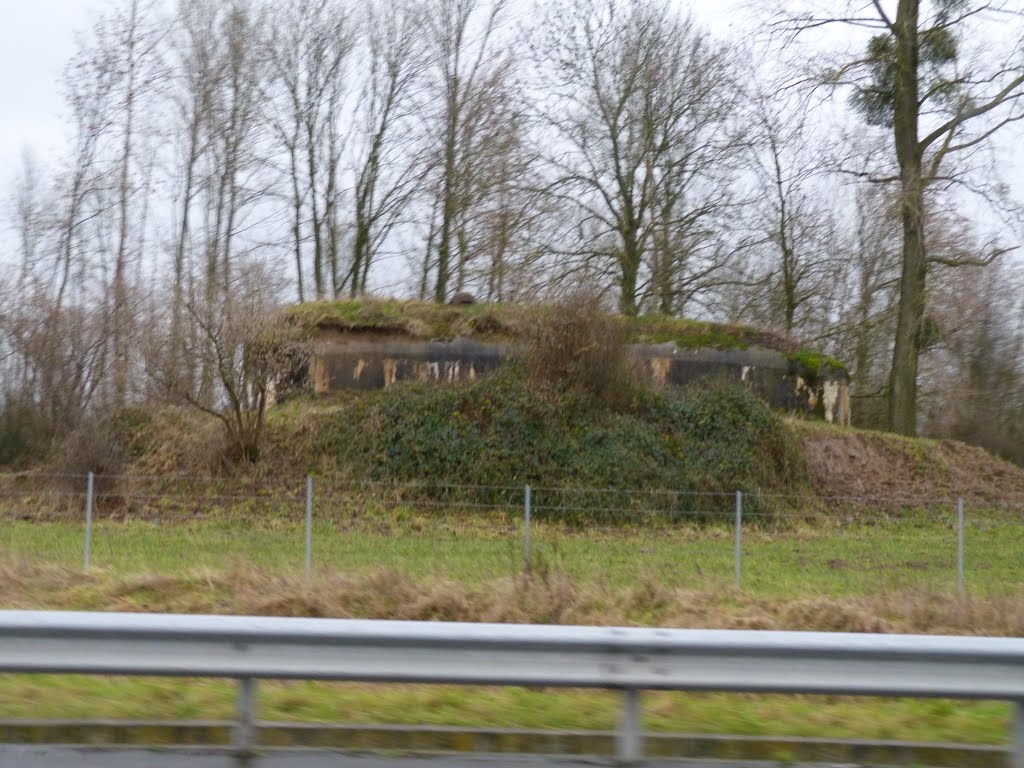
(3, 561, 1023, 636)
(4, 562, 1020, 744)
(794, 418, 1024, 508)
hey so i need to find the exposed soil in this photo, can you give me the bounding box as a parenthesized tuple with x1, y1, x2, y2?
(796, 422, 1024, 508)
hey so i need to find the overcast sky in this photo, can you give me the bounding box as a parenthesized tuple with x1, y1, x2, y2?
(0, 0, 106, 179)
(1, 0, 1020, 256)
(0, 0, 740, 206)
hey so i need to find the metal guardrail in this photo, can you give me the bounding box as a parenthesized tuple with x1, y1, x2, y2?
(1, 611, 1023, 765)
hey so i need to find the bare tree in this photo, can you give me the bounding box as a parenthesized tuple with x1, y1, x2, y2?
(149, 262, 307, 463)
(919, 229, 1024, 461)
(769, 0, 1024, 434)
(349, 0, 428, 297)
(166, 0, 220, 374)
(55, 17, 122, 309)
(181, 0, 274, 405)
(0, 163, 90, 458)
(438, 52, 546, 299)
(0, 284, 112, 458)
(200, 0, 268, 300)
(10, 150, 50, 288)
(264, 0, 358, 301)
(32, 0, 166, 414)
(742, 89, 845, 335)
(534, 0, 742, 315)
(103, 0, 164, 407)
(471, 140, 555, 303)
(832, 185, 903, 427)
(423, 0, 512, 302)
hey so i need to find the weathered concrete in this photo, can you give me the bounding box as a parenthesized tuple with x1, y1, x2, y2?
(310, 333, 506, 393)
(308, 332, 851, 425)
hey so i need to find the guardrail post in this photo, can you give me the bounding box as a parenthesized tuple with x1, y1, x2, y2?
(617, 688, 642, 763)
(957, 498, 965, 595)
(524, 485, 532, 575)
(84, 472, 94, 572)
(734, 490, 742, 588)
(305, 476, 313, 579)
(1013, 700, 1024, 768)
(235, 677, 256, 755)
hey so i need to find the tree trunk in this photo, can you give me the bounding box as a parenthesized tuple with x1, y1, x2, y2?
(288, 142, 305, 303)
(435, 164, 456, 303)
(352, 133, 382, 297)
(306, 125, 325, 299)
(111, 0, 141, 409)
(434, 72, 461, 304)
(619, 234, 641, 316)
(887, 0, 924, 436)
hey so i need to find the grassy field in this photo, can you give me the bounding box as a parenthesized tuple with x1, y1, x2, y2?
(2, 509, 1024, 746)
(4, 510, 1024, 598)
(0, 676, 1011, 745)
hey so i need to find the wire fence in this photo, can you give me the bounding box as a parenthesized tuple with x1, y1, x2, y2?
(2, 471, 1023, 597)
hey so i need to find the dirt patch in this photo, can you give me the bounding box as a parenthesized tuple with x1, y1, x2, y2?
(796, 423, 1024, 508)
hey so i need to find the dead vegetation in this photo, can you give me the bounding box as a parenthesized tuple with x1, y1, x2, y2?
(795, 419, 1024, 507)
(3, 562, 1023, 636)
(521, 292, 635, 407)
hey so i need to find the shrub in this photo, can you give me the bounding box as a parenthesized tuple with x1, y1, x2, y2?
(149, 265, 311, 465)
(520, 292, 635, 408)
(0, 398, 48, 467)
(311, 366, 807, 519)
(50, 415, 125, 496)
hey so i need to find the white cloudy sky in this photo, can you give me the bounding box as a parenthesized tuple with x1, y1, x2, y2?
(0, 0, 756, 289)
(0, 0, 742, 215)
(1, 0, 1020, 254)
(1, 0, 106, 179)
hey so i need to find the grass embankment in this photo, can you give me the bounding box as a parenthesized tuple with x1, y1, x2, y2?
(0, 559, 1021, 744)
(4, 509, 1024, 746)
(0, 675, 1008, 745)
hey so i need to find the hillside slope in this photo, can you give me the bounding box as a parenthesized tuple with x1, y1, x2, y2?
(43, 367, 1023, 512)
(794, 420, 1024, 507)
(113, 368, 806, 505)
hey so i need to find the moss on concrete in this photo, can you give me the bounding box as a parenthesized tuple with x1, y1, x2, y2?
(287, 300, 848, 378)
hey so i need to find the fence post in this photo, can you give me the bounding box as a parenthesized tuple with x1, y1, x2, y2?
(734, 490, 742, 589)
(84, 472, 94, 572)
(617, 689, 642, 763)
(235, 677, 257, 755)
(957, 498, 965, 596)
(524, 485, 532, 575)
(305, 476, 313, 579)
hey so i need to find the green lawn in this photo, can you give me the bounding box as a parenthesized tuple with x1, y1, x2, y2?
(0, 676, 1010, 745)
(4, 512, 1023, 598)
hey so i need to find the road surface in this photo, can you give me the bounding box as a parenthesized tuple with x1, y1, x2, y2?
(0, 746, 872, 768)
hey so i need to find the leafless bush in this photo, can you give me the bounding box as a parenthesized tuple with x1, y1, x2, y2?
(148, 263, 310, 464)
(0, 283, 111, 465)
(50, 416, 125, 496)
(521, 292, 635, 406)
